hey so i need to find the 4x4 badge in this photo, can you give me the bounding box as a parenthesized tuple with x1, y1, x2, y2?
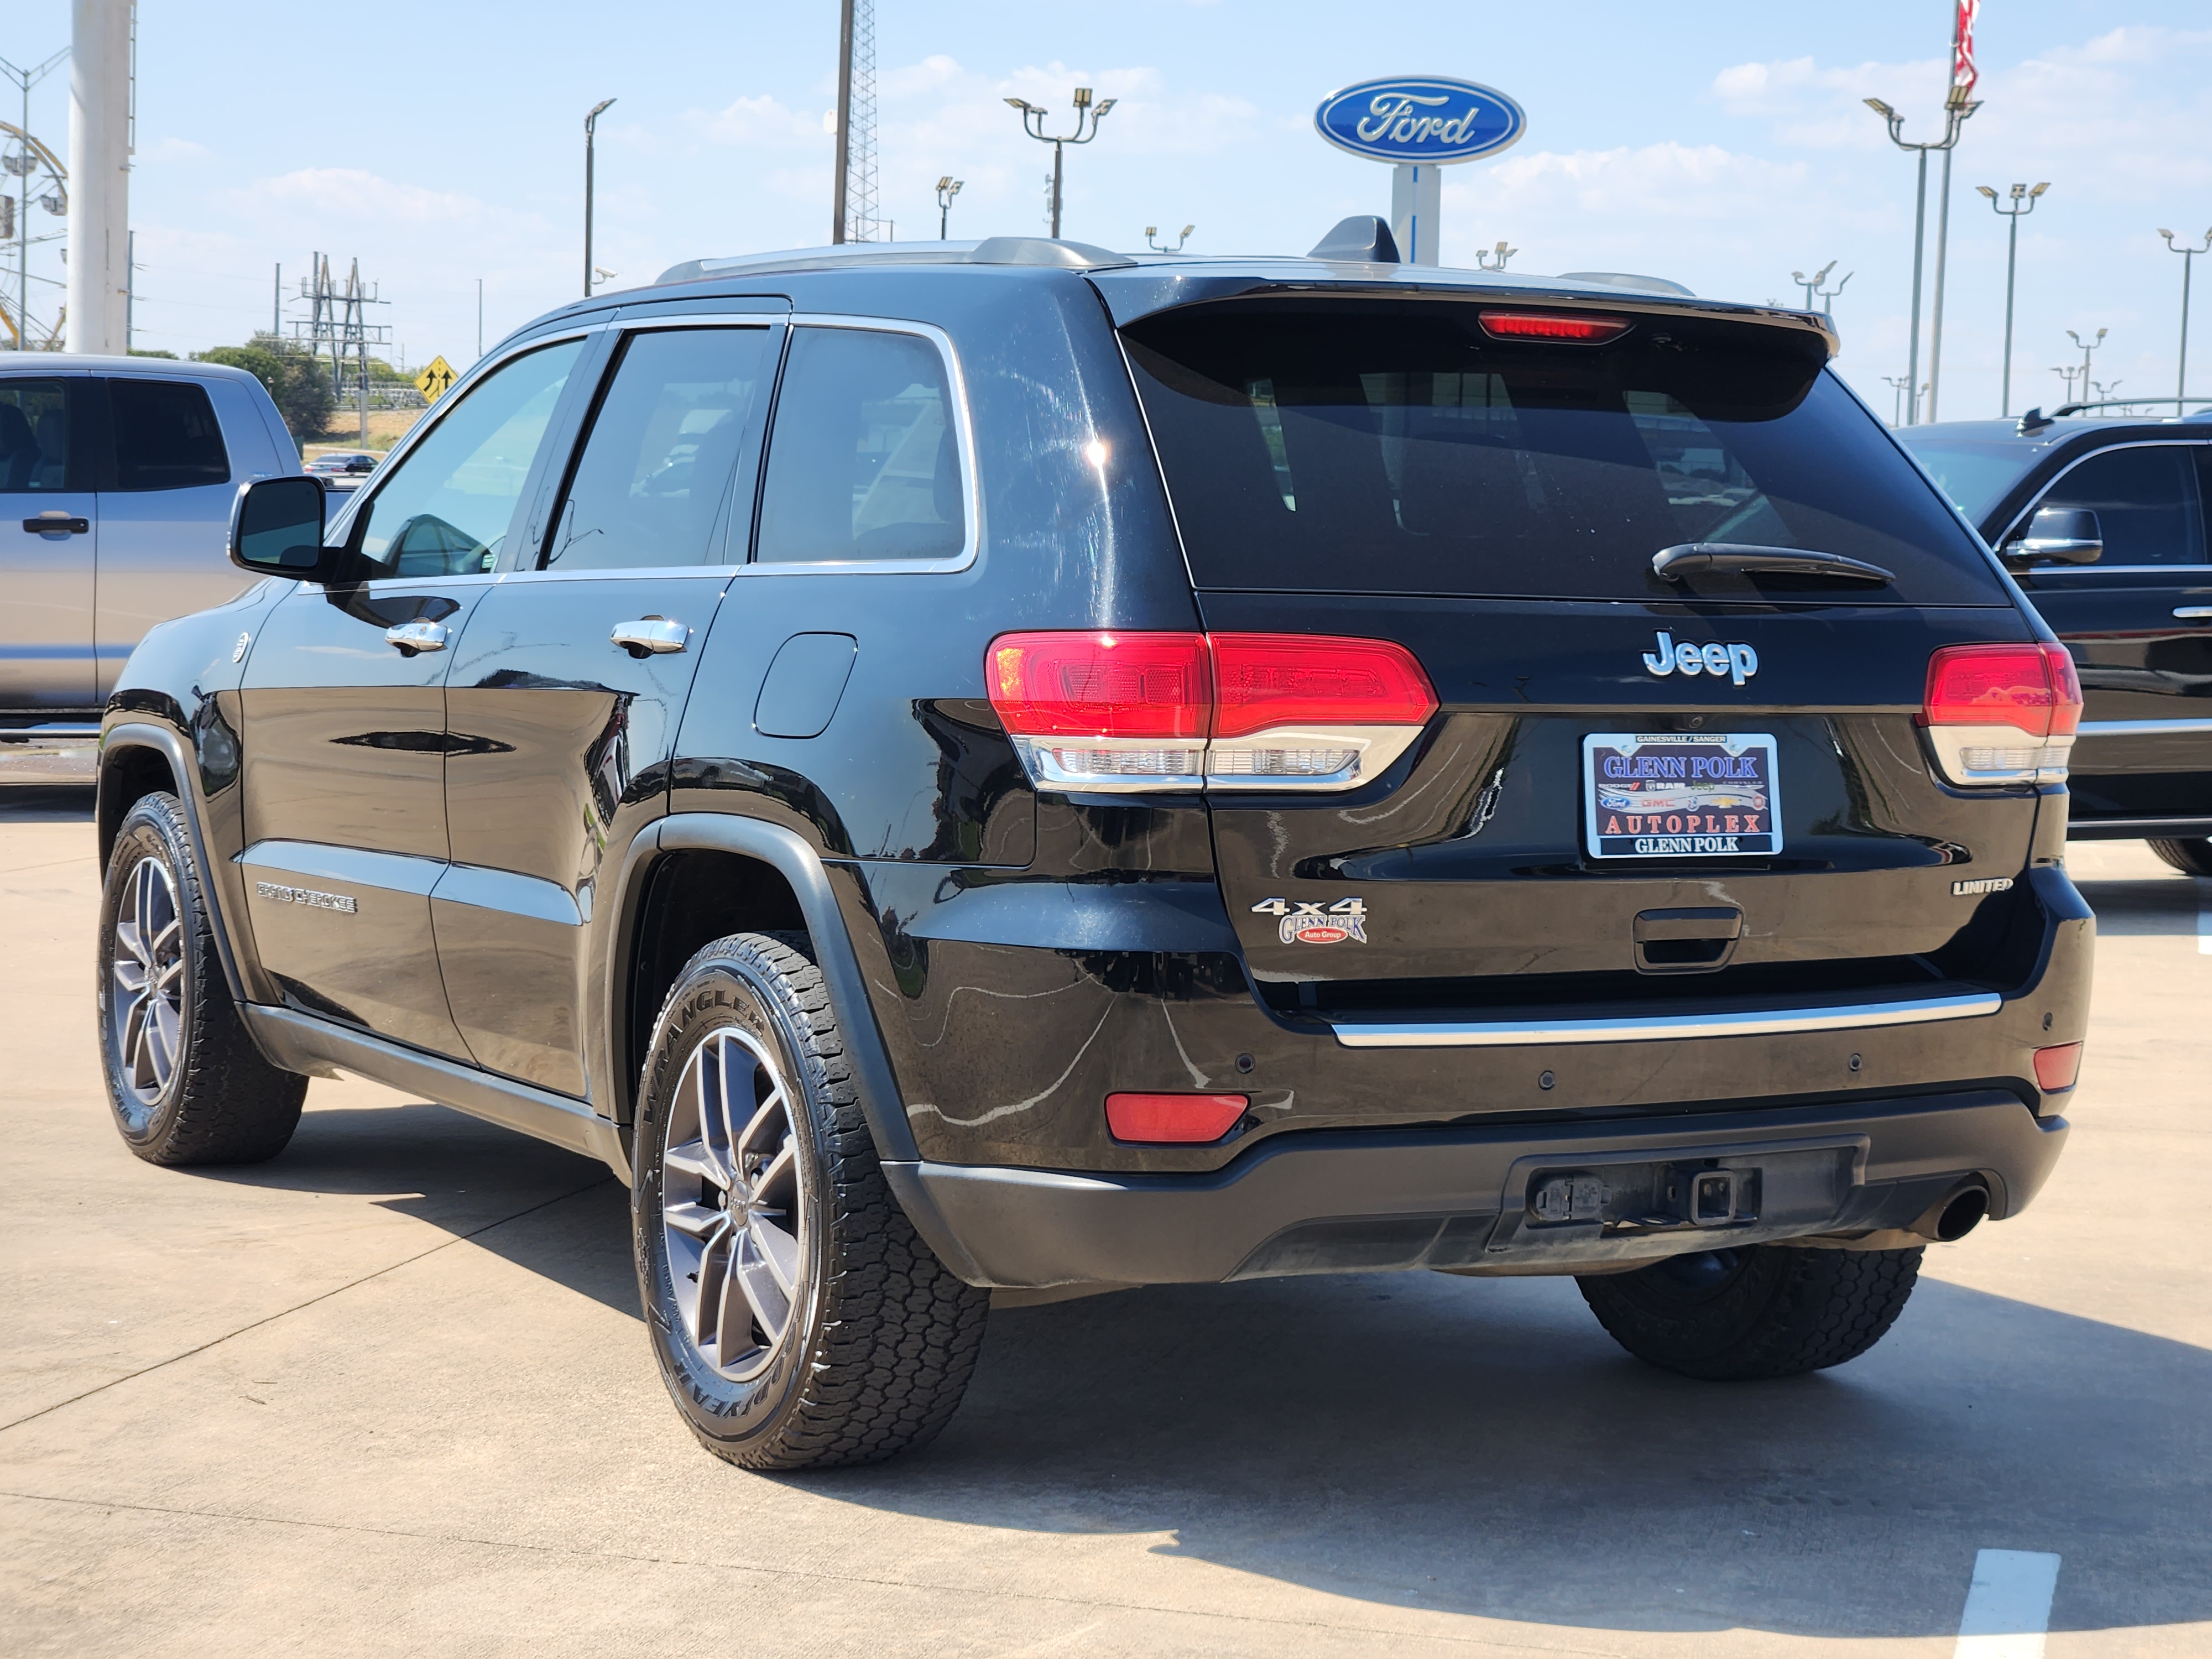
(1251, 896, 1368, 945)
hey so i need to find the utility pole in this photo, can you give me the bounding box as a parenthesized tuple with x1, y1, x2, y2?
(832, 0, 853, 242)
(476, 276, 483, 360)
(583, 98, 614, 298)
(935, 176, 962, 239)
(2159, 228, 2212, 406)
(272, 261, 279, 338)
(64, 0, 131, 354)
(1006, 88, 1117, 240)
(1977, 182, 2049, 416)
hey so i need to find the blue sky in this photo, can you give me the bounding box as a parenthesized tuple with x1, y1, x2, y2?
(10, 0, 2210, 421)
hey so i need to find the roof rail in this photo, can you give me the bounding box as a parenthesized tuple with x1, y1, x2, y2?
(2050, 396, 2212, 418)
(655, 237, 1133, 286)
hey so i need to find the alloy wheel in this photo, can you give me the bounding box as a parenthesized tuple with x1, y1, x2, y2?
(111, 855, 186, 1109)
(660, 1025, 807, 1382)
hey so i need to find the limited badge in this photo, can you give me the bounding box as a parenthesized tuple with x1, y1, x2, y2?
(1951, 877, 2014, 896)
(1251, 896, 1368, 945)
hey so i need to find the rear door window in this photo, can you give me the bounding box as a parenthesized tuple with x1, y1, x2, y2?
(1123, 301, 2007, 604)
(2031, 445, 2207, 565)
(754, 325, 966, 563)
(107, 378, 229, 490)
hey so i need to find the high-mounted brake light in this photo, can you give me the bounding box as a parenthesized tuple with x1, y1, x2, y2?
(1919, 642, 2082, 787)
(1478, 310, 1633, 343)
(987, 631, 1438, 794)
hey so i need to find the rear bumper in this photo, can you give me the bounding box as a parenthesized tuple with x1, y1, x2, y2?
(886, 1089, 2068, 1290)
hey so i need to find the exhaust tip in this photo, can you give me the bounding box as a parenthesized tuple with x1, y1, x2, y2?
(1932, 1186, 1989, 1243)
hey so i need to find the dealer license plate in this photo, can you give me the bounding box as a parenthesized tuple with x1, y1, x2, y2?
(1582, 732, 1782, 859)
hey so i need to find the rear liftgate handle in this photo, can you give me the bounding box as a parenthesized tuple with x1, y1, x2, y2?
(612, 617, 687, 659)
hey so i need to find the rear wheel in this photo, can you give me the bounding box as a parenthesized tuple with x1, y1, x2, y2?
(633, 931, 989, 1469)
(96, 792, 307, 1165)
(2147, 836, 2212, 876)
(1577, 1243, 1922, 1381)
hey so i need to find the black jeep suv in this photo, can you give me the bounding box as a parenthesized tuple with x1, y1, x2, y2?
(95, 229, 2091, 1469)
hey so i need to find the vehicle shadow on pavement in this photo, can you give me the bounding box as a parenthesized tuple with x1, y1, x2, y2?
(2074, 872, 2208, 937)
(0, 785, 96, 825)
(165, 1091, 2208, 1641)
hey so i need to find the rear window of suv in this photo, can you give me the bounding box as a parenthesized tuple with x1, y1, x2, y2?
(1121, 300, 2007, 604)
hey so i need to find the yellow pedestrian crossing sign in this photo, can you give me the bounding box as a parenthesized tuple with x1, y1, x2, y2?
(415, 356, 458, 402)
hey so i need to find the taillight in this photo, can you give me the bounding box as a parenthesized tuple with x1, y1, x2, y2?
(1478, 310, 1633, 343)
(1919, 642, 2082, 787)
(988, 631, 1210, 789)
(988, 632, 1437, 793)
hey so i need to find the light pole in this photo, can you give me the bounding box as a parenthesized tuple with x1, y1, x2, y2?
(2159, 227, 2212, 406)
(583, 98, 615, 299)
(2067, 327, 2107, 407)
(1145, 223, 1193, 252)
(1005, 87, 1115, 241)
(1475, 241, 1518, 272)
(935, 176, 962, 239)
(1865, 92, 1978, 425)
(1882, 374, 1924, 427)
(1976, 182, 2049, 416)
(1, 47, 67, 352)
(1793, 261, 1836, 311)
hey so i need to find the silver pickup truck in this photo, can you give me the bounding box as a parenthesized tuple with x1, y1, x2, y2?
(1, 355, 298, 781)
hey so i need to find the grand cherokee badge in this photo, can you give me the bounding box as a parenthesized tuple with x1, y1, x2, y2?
(1252, 896, 1368, 944)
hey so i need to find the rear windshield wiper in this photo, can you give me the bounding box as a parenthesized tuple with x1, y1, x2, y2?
(1652, 543, 1896, 587)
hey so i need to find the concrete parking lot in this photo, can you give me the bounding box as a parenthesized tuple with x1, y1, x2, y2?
(2, 785, 2206, 1658)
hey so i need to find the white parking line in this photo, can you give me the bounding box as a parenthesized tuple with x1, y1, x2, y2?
(1955, 1549, 2062, 1658)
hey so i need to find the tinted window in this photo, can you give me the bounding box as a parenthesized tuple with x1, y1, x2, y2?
(0, 378, 69, 492)
(355, 339, 583, 577)
(544, 327, 773, 570)
(755, 326, 964, 563)
(2033, 445, 2207, 565)
(1896, 436, 2035, 524)
(1123, 302, 2006, 604)
(108, 378, 229, 490)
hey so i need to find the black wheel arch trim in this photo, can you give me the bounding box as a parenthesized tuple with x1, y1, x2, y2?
(98, 721, 252, 1011)
(611, 811, 990, 1285)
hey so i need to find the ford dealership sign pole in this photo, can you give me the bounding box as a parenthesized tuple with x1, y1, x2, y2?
(1314, 76, 1527, 266)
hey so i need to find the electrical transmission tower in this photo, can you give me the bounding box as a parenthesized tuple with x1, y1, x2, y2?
(291, 253, 391, 440)
(844, 0, 880, 241)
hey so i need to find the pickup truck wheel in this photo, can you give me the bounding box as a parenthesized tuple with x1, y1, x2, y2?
(2147, 836, 2212, 876)
(1577, 1242, 1923, 1381)
(634, 931, 988, 1469)
(97, 792, 307, 1165)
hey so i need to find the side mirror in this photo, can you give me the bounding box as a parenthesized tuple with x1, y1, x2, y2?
(2006, 506, 2103, 567)
(229, 476, 336, 580)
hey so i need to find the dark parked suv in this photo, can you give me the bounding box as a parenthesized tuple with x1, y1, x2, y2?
(95, 228, 2091, 1469)
(1902, 410, 2212, 872)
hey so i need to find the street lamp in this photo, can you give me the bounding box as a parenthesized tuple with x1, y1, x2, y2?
(1145, 223, 1193, 252)
(1882, 374, 1925, 428)
(1976, 182, 2050, 416)
(1005, 87, 1115, 241)
(2159, 227, 2212, 406)
(935, 176, 963, 239)
(1475, 241, 1519, 272)
(583, 98, 616, 299)
(1865, 92, 1978, 425)
(2067, 327, 2107, 408)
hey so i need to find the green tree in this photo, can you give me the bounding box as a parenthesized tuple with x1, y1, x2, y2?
(198, 344, 335, 444)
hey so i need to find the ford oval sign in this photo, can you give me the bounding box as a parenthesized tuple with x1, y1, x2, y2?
(1313, 76, 1527, 165)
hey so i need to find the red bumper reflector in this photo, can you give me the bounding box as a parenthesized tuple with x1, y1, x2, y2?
(2032, 1042, 2083, 1093)
(1105, 1092, 1248, 1144)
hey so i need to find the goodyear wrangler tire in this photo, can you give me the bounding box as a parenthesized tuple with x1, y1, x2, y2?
(633, 931, 989, 1469)
(96, 792, 307, 1165)
(1577, 1242, 1923, 1381)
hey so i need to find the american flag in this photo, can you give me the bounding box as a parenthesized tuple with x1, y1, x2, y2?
(1952, 0, 1982, 95)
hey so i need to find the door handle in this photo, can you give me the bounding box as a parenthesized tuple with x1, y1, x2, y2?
(384, 619, 449, 654)
(2175, 607, 2212, 621)
(611, 618, 687, 658)
(22, 514, 89, 535)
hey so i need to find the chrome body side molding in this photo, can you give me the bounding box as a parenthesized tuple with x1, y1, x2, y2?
(1329, 990, 2003, 1048)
